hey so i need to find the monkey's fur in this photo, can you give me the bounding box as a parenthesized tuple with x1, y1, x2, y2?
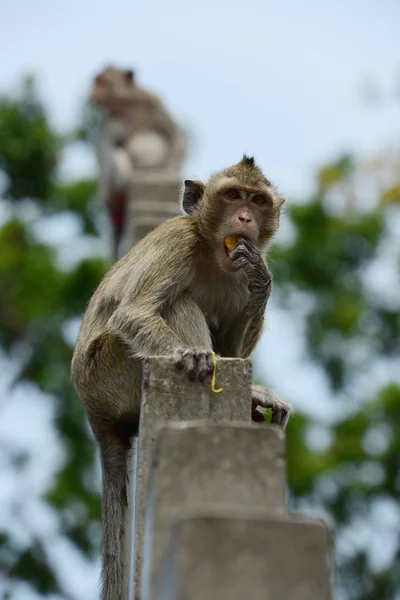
(90, 65, 185, 261)
(71, 155, 292, 600)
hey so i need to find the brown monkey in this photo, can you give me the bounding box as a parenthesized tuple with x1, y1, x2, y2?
(71, 155, 292, 600)
(91, 67, 179, 144)
(90, 66, 185, 261)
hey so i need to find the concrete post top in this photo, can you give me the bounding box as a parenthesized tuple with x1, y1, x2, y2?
(143, 356, 252, 369)
(142, 356, 253, 403)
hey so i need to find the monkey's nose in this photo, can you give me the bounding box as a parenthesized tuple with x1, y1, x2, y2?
(238, 215, 252, 223)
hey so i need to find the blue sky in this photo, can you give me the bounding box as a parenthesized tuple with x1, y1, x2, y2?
(1, 1, 400, 597)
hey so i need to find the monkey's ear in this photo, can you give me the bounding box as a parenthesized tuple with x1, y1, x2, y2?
(182, 180, 204, 214)
(277, 195, 286, 207)
(124, 69, 135, 83)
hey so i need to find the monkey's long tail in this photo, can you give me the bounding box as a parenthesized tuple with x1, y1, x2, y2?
(100, 434, 133, 600)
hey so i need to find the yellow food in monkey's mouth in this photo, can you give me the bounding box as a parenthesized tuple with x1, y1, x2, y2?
(224, 236, 238, 251)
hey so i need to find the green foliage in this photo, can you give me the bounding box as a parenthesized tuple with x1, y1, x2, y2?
(0, 220, 62, 346)
(0, 76, 61, 202)
(317, 154, 355, 192)
(0, 77, 107, 596)
(272, 197, 391, 391)
(271, 153, 400, 598)
(51, 180, 98, 235)
(380, 183, 400, 206)
(8, 542, 58, 595)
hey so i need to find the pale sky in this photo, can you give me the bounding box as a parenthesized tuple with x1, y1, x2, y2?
(1, 1, 400, 598)
(1, 0, 400, 195)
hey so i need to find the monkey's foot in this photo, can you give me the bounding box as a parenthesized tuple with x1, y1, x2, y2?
(173, 348, 214, 382)
(251, 385, 293, 430)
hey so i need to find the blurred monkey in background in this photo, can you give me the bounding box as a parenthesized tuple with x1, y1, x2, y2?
(90, 66, 185, 261)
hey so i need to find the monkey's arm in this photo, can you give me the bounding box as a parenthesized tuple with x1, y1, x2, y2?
(106, 304, 186, 357)
(219, 241, 292, 429)
(219, 239, 271, 358)
(105, 221, 201, 357)
(219, 293, 268, 358)
(239, 295, 269, 357)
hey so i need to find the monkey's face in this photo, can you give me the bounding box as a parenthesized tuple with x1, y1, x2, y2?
(90, 67, 135, 105)
(182, 156, 285, 272)
(214, 185, 276, 272)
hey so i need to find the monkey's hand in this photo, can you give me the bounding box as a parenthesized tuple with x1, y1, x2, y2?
(251, 384, 293, 430)
(173, 348, 215, 382)
(230, 239, 272, 296)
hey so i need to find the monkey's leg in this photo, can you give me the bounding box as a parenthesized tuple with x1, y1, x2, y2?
(251, 384, 293, 430)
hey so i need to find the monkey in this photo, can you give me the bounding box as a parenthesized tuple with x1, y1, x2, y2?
(90, 66, 185, 261)
(91, 67, 180, 145)
(71, 155, 293, 600)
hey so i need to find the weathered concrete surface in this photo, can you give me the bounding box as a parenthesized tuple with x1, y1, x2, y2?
(156, 511, 332, 600)
(141, 422, 286, 599)
(133, 356, 252, 598)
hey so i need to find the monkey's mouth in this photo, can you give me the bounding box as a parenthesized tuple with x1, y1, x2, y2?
(223, 235, 249, 257)
(223, 236, 239, 257)
(220, 239, 240, 273)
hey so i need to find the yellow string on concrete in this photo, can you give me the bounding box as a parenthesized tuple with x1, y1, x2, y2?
(211, 351, 224, 393)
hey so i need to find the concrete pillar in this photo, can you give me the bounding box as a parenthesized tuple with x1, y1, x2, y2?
(141, 422, 287, 599)
(156, 511, 332, 600)
(132, 356, 253, 598)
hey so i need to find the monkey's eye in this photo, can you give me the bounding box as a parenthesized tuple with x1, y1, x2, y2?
(252, 194, 268, 205)
(225, 188, 241, 200)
